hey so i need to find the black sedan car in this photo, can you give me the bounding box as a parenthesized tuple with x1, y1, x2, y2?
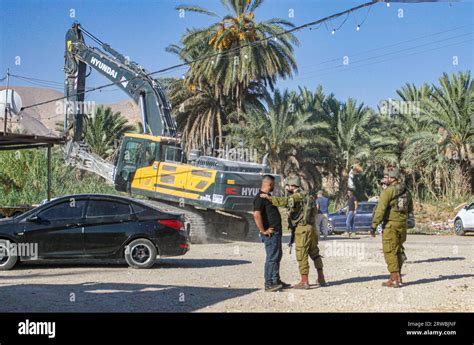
(0, 194, 190, 270)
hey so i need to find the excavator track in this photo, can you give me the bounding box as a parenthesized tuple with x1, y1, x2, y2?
(62, 139, 261, 243)
(141, 199, 257, 243)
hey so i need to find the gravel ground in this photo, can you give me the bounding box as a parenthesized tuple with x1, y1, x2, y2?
(0, 233, 473, 312)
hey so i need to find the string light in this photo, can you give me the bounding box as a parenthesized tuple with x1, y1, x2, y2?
(331, 29, 336, 35)
(355, 6, 372, 33)
(386, 2, 391, 7)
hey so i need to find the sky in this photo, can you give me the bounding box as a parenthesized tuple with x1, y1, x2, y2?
(0, 0, 473, 109)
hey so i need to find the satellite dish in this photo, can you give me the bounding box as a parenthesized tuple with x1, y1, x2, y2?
(0, 89, 23, 117)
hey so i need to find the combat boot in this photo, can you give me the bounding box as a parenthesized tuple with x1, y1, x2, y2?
(382, 272, 400, 288)
(293, 274, 310, 290)
(396, 272, 403, 287)
(317, 269, 327, 287)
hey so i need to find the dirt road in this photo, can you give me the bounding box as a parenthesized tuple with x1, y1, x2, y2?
(0, 234, 473, 312)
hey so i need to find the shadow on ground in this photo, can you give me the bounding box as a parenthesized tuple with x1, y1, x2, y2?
(326, 274, 388, 287)
(327, 273, 474, 287)
(407, 257, 465, 264)
(0, 281, 258, 312)
(0, 271, 82, 279)
(12, 258, 252, 270)
(404, 274, 474, 286)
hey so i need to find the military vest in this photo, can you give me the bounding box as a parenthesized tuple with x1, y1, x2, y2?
(288, 190, 315, 226)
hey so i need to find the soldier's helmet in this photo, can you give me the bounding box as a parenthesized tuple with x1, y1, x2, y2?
(387, 167, 400, 179)
(286, 176, 301, 187)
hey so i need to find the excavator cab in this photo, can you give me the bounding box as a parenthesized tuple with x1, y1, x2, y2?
(114, 133, 183, 192)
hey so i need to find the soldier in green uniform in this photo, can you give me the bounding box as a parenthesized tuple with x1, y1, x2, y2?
(371, 167, 413, 288)
(260, 176, 327, 289)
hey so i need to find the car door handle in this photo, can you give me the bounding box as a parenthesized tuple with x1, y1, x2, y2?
(66, 223, 81, 228)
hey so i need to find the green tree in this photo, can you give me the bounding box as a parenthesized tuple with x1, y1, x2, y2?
(226, 88, 330, 189)
(401, 71, 474, 199)
(420, 71, 473, 169)
(322, 97, 374, 197)
(168, 0, 299, 147)
(0, 148, 118, 206)
(83, 106, 134, 159)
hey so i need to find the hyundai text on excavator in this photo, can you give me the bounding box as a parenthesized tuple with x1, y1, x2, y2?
(63, 22, 279, 242)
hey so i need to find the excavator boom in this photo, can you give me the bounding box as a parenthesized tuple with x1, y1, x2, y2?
(64, 22, 177, 140)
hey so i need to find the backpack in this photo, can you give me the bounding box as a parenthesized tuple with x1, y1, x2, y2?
(392, 184, 409, 214)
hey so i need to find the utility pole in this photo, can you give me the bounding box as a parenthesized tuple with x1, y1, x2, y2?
(3, 68, 10, 135)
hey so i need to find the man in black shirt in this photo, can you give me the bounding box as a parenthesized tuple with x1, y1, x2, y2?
(253, 175, 290, 292)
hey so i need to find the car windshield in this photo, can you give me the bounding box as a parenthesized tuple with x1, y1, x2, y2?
(15, 205, 40, 220)
(358, 204, 376, 213)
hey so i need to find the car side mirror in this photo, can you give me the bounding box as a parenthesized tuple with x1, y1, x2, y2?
(28, 215, 42, 223)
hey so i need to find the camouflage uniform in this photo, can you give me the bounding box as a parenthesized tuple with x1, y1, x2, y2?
(267, 176, 326, 289)
(372, 168, 413, 287)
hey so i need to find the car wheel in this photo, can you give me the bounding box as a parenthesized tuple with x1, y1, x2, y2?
(327, 222, 334, 235)
(454, 218, 465, 236)
(124, 238, 157, 269)
(0, 240, 18, 271)
(377, 224, 383, 234)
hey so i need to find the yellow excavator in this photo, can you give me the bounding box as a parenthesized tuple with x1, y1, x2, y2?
(63, 22, 279, 242)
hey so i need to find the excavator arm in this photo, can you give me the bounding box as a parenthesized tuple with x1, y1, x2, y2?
(64, 22, 177, 141)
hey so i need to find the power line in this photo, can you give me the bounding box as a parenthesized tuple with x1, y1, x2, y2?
(10, 74, 123, 92)
(294, 38, 473, 82)
(298, 24, 472, 70)
(10, 76, 64, 91)
(10, 74, 64, 86)
(296, 31, 472, 78)
(20, 0, 381, 111)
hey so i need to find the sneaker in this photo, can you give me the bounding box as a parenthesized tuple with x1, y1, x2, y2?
(277, 280, 292, 289)
(264, 283, 283, 292)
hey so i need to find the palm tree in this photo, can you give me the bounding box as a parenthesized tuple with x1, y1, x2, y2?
(169, 78, 229, 153)
(401, 71, 474, 197)
(226, 88, 330, 189)
(83, 106, 134, 159)
(420, 71, 473, 168)
(168, 0, 299, 147)
(325, 98, 374, 190)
